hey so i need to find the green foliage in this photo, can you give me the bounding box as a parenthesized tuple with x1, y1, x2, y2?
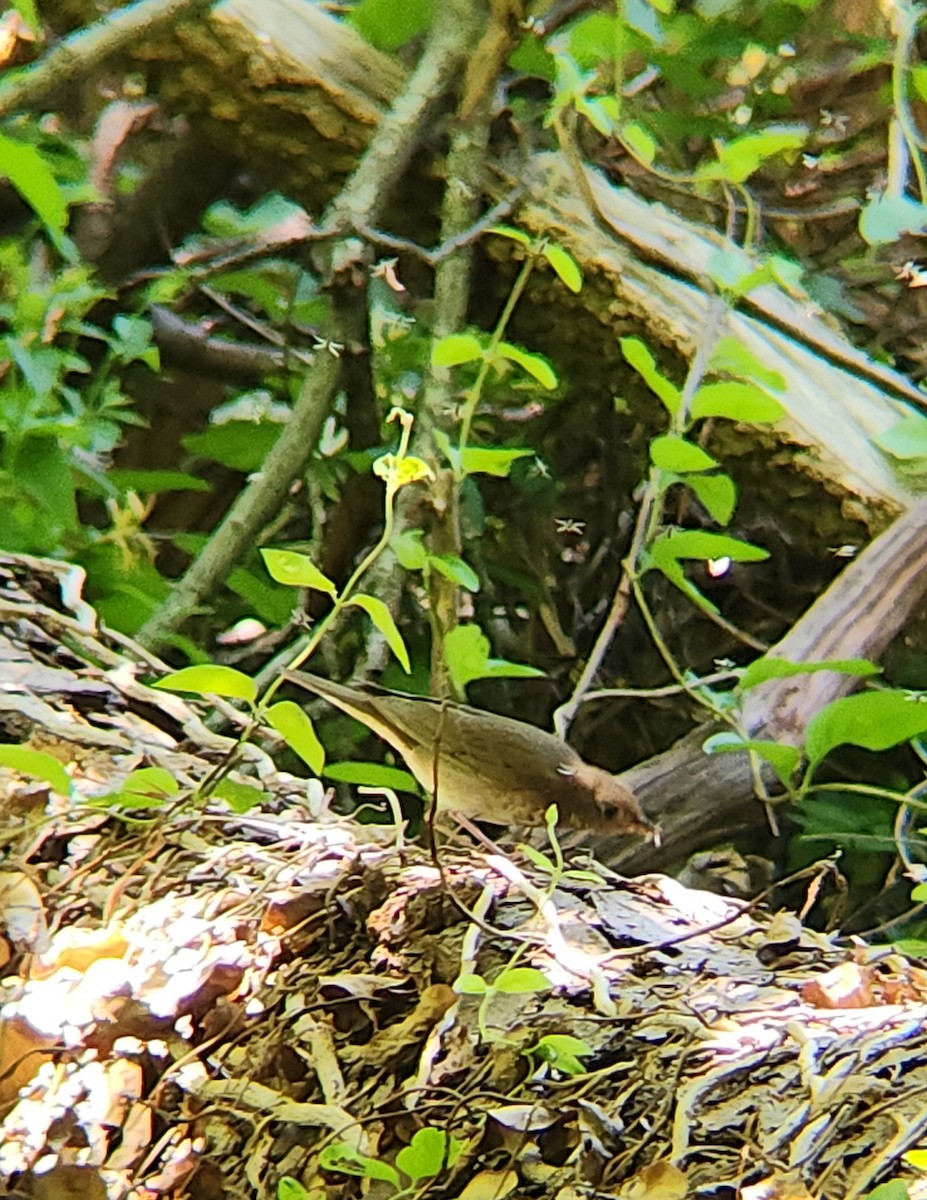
(527, 1033, 595, 1077)
(319, 1126, 465, 1196)
(875, 414, 927, 479)
(265, 701, 325, 774)
(277, 1177, 317, 1200)
(345, 593, 411, 672)
(261, 548, 337, 596)
(349, 0, 433, 51)
(859, 194, 927, 246)
(456, 962, 552, 1041)
(0, 746, 73, 798)
(618, 329, 785, 614)
(155, 664, 259, 703)
(695, 124, 807, 184)
(444, 624, 544, 692)
(704, 661, 927, 870)
(805, 692, 927, 768)
(324, 761, 418, 793)
(739, 656, 880, 691)
(93, 767, 180, 812)
(0, 239, 156, 556)
(863, 1183, 910, 1200)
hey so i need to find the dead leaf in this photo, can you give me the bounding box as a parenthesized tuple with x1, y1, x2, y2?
(621, 1160, 688, 1199)
(0, 870, 48, 952)
(0, 1016, 55, 1113)
(801, 961, 873, 1009)
(457, 1169, 519, 1199)
(741, 1172, 814, 1200)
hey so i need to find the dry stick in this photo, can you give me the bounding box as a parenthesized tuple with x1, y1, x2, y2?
(0, 0, 218, 117)
(137, 0, 479, 650)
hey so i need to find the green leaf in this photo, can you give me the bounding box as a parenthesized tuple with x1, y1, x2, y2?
(266, 701, 325, 774)
(494, 341, 558, 389)
(110, 315, 159, 369)
(650, 435, 719, 473)
(277, 1176, 316, 1200)
(622, 121, 657, 165)
(213, 778, 265, 814)
(577, 93, 618, 137)
(806, 690, 927, 767)
(532, 1033, 594, 1075)
(154, 665, 258, 703)
(324, 762, 418, 792)
(683, 472, 737, 525)
(708, 337, 786, 391)
(489, 224, 532, 246)
(859, 193, 927, 246)
(689, 381, 785, 423)
(204, 193, 309, 238)
(347, 594, 411, 673)
(866, 1180, 914, 1200)
(643, 531, 767, 620)
(739, 656, 880, 692)
(432, 333, 484, 367)
(107, 469, 210, 494)
(875, 415, 927, 461)
(534, 1033, 592, 1058)
(913, 64, 927, 104)
(444, 624, 544, 691)
(94, 768, 182, 816)
(706, 246, 770, 298)
(698, 125, 807, 184)
(119, 767, 179, 800)
(566, 13, 618, 68)
(703, 732, 801, 789)
(428, 554, 480, 591)
(392, 528, 428, 570)
(0, 437, 79, 550)
(0, 131, 75, 259)
(261, 549, 337, 595)
(395, 1127, 450, 1181)
(455, 973, 489, 995)
(458, 445, 534, 477)
(0, 746, 72, 797)
(508, 34, 556, 82)
(619, 337, 680, 416)
(494, 967, 551, 994)
(541, 244, 582, 293)
(648, 529, 769, 565)
(318, 1144, 401, 1187)
(226, 566, 295, 627)
(519, 844, 557, 873)
(183, 420, 282, 472)
(349, 0, 433, 51)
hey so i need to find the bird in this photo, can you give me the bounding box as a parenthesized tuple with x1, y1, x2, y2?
(283, 669, 653, 838)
